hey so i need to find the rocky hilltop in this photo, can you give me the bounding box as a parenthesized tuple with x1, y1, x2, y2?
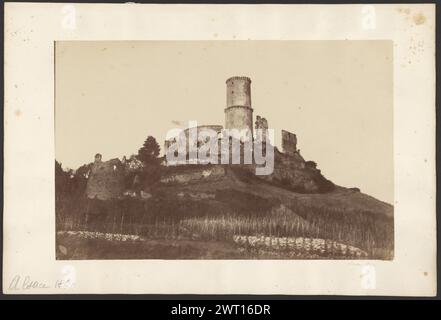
(84, 149, 392, 219)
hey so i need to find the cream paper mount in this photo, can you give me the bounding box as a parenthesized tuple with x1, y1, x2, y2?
(3, 3, 436, 296)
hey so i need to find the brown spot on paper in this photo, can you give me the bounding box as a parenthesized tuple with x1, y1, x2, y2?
(413, 13, 426, 25)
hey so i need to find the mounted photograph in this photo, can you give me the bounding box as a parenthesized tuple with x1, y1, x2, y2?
(54, 41, 394, 260)
(4, 2, 436, 296)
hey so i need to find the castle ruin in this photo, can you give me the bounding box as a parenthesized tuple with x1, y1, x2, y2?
(86, 76, 334, 200)
(86, 153, 125, 200)
(164, 75, 302, 164)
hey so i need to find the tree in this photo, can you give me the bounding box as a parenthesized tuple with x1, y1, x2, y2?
(55, 160, 65, 178)
(137, 136, 160, 165)
(74, 163, 93, 194)
(76, 163, 92, 179)
(55, 160, 69, 198)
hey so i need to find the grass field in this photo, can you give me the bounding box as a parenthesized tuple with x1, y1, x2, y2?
(56, 185, 393, 259)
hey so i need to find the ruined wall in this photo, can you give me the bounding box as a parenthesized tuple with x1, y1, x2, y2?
(255, 115, 269, 146)
(243, 148, 334, 193)
(281, 130, 297, 154)
(255, 116, 268, 130)
(164, 125, 223, 164)
(160, 165, 226, 184)
(225, 76, 253, 136)
(86, 157, 125, 200)
(185, 125, 223, 141)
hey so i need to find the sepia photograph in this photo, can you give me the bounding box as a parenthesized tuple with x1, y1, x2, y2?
(55, 41, 394, 260)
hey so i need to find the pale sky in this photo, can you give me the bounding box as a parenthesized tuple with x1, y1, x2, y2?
(55, 41, 393, 203)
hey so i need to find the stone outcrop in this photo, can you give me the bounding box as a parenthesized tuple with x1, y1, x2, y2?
(274, 148, 333, 193)
(255, 115, 268, 130)
(248, 146, 334, 193)
(160, 166, 226, 185)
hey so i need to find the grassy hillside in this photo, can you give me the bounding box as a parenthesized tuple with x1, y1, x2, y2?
(56, 166, 393, 260)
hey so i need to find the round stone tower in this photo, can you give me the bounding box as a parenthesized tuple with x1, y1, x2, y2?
(224, 76, 254, 138)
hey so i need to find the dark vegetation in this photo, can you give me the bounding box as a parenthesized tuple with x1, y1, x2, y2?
(137, 136, 161, 165)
